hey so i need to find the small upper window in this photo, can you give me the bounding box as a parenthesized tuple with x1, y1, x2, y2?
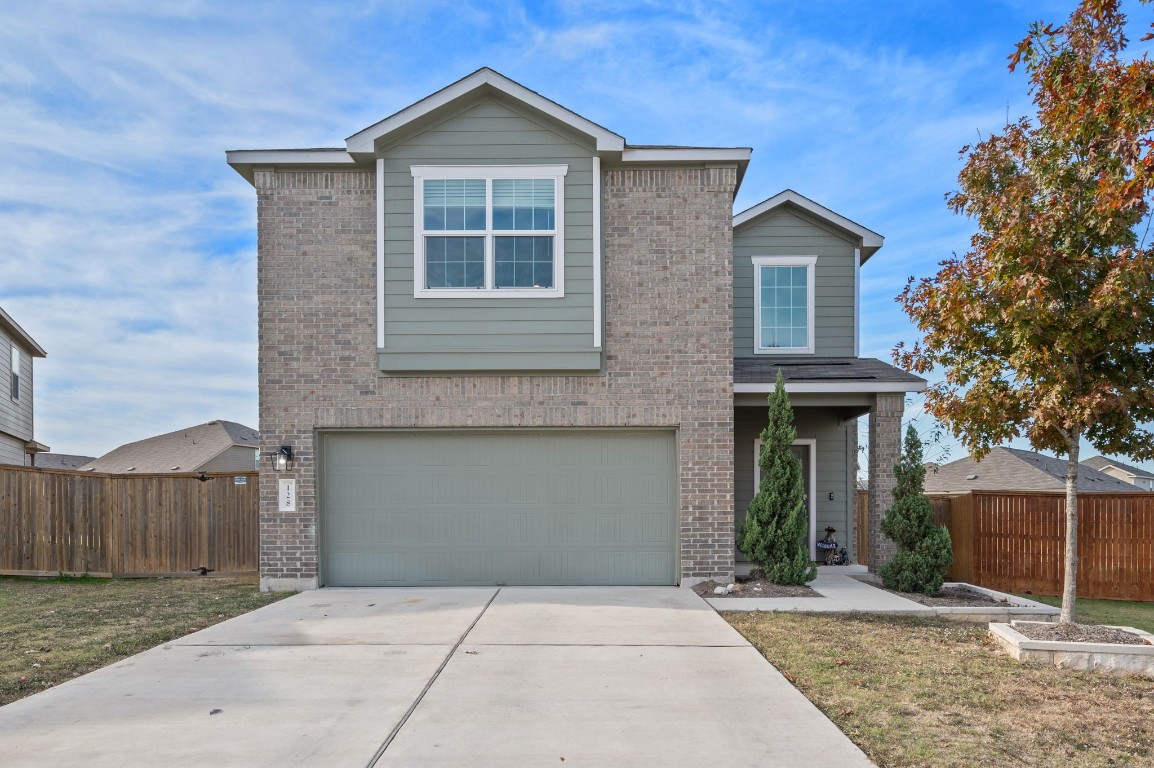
(10, 344, 19, 401)
(753, 256, 816, 354)
(412, 165, 566, 298)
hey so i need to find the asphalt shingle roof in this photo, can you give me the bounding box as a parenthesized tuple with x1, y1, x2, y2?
(734, 357, 925, 385)
(1082, 456, 1154, 481)
(924, 447, 1144, 494)
(81, 420, 258, 474)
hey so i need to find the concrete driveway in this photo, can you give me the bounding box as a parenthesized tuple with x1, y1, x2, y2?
(0, 587, 873, 767)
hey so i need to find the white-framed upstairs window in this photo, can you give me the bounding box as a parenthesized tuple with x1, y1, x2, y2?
(753, 255, 816, 354)
(411, 165, 567, 299)
(9, 344, 18, 401)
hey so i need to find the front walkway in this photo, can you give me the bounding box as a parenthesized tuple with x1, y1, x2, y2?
(0, 586, 874, 767)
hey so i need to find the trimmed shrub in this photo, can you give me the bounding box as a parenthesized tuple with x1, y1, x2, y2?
(737, 372, 816, 585)
(878, 425, 953, 594)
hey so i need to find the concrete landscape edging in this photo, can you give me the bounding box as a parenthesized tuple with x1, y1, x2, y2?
(932, 583, 1060, 623)
(989, 620, 1154, 677)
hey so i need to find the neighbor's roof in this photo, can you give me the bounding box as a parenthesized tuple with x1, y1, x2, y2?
(34, 453, 97, 470)
(733, 357, 925, 394)
(1082, 456, 1154, 481)
(924, 447, 1144, 494)
(81, 420, 258, 474)
(0, 305, 46, 357)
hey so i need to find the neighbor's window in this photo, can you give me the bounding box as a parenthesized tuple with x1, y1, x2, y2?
(753, 256, 816, 354)
(412, 165, 566, 298)
(10, 344, 19, 401)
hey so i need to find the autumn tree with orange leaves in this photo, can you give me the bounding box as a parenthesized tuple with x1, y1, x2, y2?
(896, 0, 1154, 624)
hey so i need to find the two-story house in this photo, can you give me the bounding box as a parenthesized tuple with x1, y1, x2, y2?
(229, 69, 924, 591)
(0, 306, 49, 466)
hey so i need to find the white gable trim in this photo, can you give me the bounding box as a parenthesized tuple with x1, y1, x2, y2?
(346, 68, 625, 156)
(734, 189, 884, 257)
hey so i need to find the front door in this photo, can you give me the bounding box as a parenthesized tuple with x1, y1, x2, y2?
(744, 439, 816, 562)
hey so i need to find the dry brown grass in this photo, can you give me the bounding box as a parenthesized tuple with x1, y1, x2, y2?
(726, 612, 1154, 767)
(0, 575, 289, 706)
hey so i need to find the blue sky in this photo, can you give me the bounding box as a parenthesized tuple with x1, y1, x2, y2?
(2, 0, 1149, 472)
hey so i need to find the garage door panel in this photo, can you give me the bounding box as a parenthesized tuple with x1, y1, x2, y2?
(320, 431, 678, 586)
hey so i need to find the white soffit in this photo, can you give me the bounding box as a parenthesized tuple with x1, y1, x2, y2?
(226, 149, 356, 183)
(345, 68, 626, 157)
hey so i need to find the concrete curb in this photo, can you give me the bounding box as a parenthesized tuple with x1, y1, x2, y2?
(990, 620, 1154, 677)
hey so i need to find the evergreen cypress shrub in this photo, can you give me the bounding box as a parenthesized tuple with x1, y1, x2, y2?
(737, 372, 816, 585)
(878, 425, 954, 594)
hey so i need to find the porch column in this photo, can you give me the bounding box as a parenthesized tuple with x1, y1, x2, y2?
(867, 392, 903, 572)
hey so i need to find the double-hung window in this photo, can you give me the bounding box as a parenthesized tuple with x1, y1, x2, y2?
(412, 165, 566, 298)
(753, 256, 816, 354)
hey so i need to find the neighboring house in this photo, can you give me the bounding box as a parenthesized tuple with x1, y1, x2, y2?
(81, 420, 258, 474)
(924, 447, 1144, 494)
(0, 306, 49, 466)
(1082, 456, 1154, 491)
(228, 68, 925, 591)
(34, 453, 97, 470)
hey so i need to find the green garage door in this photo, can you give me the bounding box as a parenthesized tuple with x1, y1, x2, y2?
(319, 430, 679, 586)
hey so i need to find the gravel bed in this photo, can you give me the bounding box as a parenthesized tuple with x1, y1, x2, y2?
(692, 578, 822, 599)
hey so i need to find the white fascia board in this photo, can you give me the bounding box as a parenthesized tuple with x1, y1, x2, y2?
(621, 147, 752, 163)
(733, 189, 884, 254)
(226, 149, 357, 184)
(346, 68, 625, 156)
(733, 381, 925, 394)
(0, 306, 46, 357)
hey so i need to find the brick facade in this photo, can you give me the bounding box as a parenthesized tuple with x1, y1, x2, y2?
(256, 166, 736, 591)
(867, 392, 904, 570)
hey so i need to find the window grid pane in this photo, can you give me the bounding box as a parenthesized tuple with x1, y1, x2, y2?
(424, 179, 486, 231)
(494, 237, 553, 288)
(492, 179, 554, 231)
(759, 265, 809, 348)
(425, 237, 485, 288)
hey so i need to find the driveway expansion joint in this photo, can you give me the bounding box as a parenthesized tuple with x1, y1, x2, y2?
(364, 587, 501, 768)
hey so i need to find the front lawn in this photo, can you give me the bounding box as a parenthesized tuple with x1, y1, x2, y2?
(1018, 595, 1154, 633)
(0, 576, 289, 706)
(726, 612, 1154, 768)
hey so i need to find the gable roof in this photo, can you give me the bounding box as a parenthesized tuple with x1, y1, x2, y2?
(346, 67, 625, 158)
(227, 68, 751, 186)
(81, 420, 258, 474)
(1082, 455, 1154, 481)
(924, 447, 1144, 494)
(0, 305, 46, 357)
(733, 189, 885, 262)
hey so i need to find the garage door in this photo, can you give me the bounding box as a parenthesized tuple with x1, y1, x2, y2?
(319, 430, 679, 586)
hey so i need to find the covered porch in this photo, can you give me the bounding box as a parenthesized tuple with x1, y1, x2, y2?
(733, 357, 926, 573)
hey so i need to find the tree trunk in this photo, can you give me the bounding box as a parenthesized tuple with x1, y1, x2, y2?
(1060, 439, 1080, 624)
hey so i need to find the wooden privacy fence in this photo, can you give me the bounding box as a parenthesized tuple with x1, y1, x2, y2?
(0, 466, 259, 577)
(929, 491, 1154, 601)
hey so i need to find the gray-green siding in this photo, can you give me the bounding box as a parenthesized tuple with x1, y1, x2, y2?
(0, 331, 34, 465)
(318, 430, 678, 586)
(735, 406, 857, 560)
(733, 207, 857, 357)
(379, 95, 599, 372)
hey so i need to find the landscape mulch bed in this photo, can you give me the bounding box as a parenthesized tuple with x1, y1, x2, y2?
(691, 577, 822, 599)
(878, 584, 1023, 608)
(1014, 621, 1150, 645)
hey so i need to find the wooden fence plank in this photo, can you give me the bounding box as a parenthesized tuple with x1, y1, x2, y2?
(929, 490, 1154, 601)
(0, 466, 258, 577)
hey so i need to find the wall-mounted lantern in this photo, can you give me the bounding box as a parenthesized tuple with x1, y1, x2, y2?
(271, 445, 294, 472)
